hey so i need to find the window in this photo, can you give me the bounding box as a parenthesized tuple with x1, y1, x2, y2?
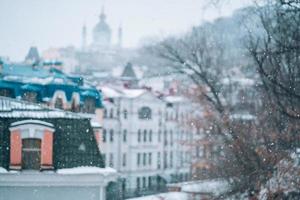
(157, 152, 161, 169)
(149, 130, 152, 142)
(22, 138, 41, 170)
(110, 129, 114, 142)
(117, 109, 120, 117)
(22, 91, 38, 103)
(164, 130, 168, 146)
(170, 151, 173, 168)
(137, 153, 141, 166)
(136, 177, 140, 190)
(122, 153, 126, 167)
(143, 130, 147, 142)
(158, 130, 161, 142)
(170, 130, 173, 146)
(0, 88, 14, 98)
(143, 153, 146, 166)
(123, 130, 127, 142)
(148, 177, 152, 188)
(83, 97, 96, 113)
(103, 129, 106, 142)
(71, 100, 80, 112)
(164, 151, 168, 169)
(123, 109, 127, 119)
(109, 153, 114, 167)
(104, 108, 107, 118)
(142, 177, 146, 188)
(55, 97, 63, 109)
(109, 108, 114, 118)
(9, 120, 55, 171)
(102, 153, 106, 165)
(138, 107, 152, 119)
(148, 153, 152, 166)
(138, 130, 141, 142)
(122, 179, 126, 194)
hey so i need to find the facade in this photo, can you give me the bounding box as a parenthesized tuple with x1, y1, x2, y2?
(0, 96, 117, 200)
(99, 86, 194, 198)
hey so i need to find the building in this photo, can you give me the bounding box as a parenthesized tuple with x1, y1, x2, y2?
(98, 83, 194, 198)
(0, 96, 117, 200)
(92, 7, 112, 48)
(0, 57, 103, 126)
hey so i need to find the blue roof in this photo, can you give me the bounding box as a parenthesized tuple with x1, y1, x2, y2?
(0, 62, 103, 108)
(2, 63, 50, 78)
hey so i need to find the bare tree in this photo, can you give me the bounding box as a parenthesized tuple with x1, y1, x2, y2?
(147, 1, 300, 196)
(248, 0, 300, 120)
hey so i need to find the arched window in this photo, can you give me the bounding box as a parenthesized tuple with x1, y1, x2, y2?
(138, 107, 152, 119)
(22, 91, 38, 103)
(22, 138, 41, 170)
(9, 120, 55, 171)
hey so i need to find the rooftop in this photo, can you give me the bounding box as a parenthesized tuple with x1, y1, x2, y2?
(0, 96, 89, 119)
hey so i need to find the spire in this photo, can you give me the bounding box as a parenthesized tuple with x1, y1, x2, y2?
(118, 24, 123, 48)
(25, 46, 40, 64)
(100, 5, 106, 21)
(82, 23, 87, 50)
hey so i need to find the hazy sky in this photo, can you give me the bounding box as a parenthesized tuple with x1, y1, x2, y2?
(0, 0, 251, 61)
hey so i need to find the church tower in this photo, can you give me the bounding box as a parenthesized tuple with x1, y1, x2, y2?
(117, 24, 123, 48)
(81, 23, 87, 50)
(92, 6, 112, 48)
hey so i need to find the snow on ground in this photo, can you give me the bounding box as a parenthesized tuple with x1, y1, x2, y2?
(181, 179, 229, 195)
(127, 192, 188, 200)
(56, 166, 116, 175)
(0, 167, 7, 173)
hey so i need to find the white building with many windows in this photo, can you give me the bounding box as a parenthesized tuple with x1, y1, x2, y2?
(98, 85, 194, 198)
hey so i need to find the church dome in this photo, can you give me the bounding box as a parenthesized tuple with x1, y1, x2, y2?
(92, 9, 112, 47)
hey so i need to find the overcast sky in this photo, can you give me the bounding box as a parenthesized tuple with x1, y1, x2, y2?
(0, 0, 251, 61)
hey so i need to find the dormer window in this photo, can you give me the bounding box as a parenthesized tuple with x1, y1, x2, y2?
(9, 120, 55, 171)
(55, 97, 64, 109)
(22, 91, 38, 103)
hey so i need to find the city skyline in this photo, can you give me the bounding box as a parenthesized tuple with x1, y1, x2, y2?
(0, 0, 251, 61)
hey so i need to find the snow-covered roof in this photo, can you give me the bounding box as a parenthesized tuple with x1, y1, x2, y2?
(100, 86, 122, 98)
(122, 89, 146, 98)
(56, 166, 116, 176)
(0, 96, 89, 119)
(127, 192, 188, 200)
(90, 120, 102, 128)
(164, 96, 186, 103)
